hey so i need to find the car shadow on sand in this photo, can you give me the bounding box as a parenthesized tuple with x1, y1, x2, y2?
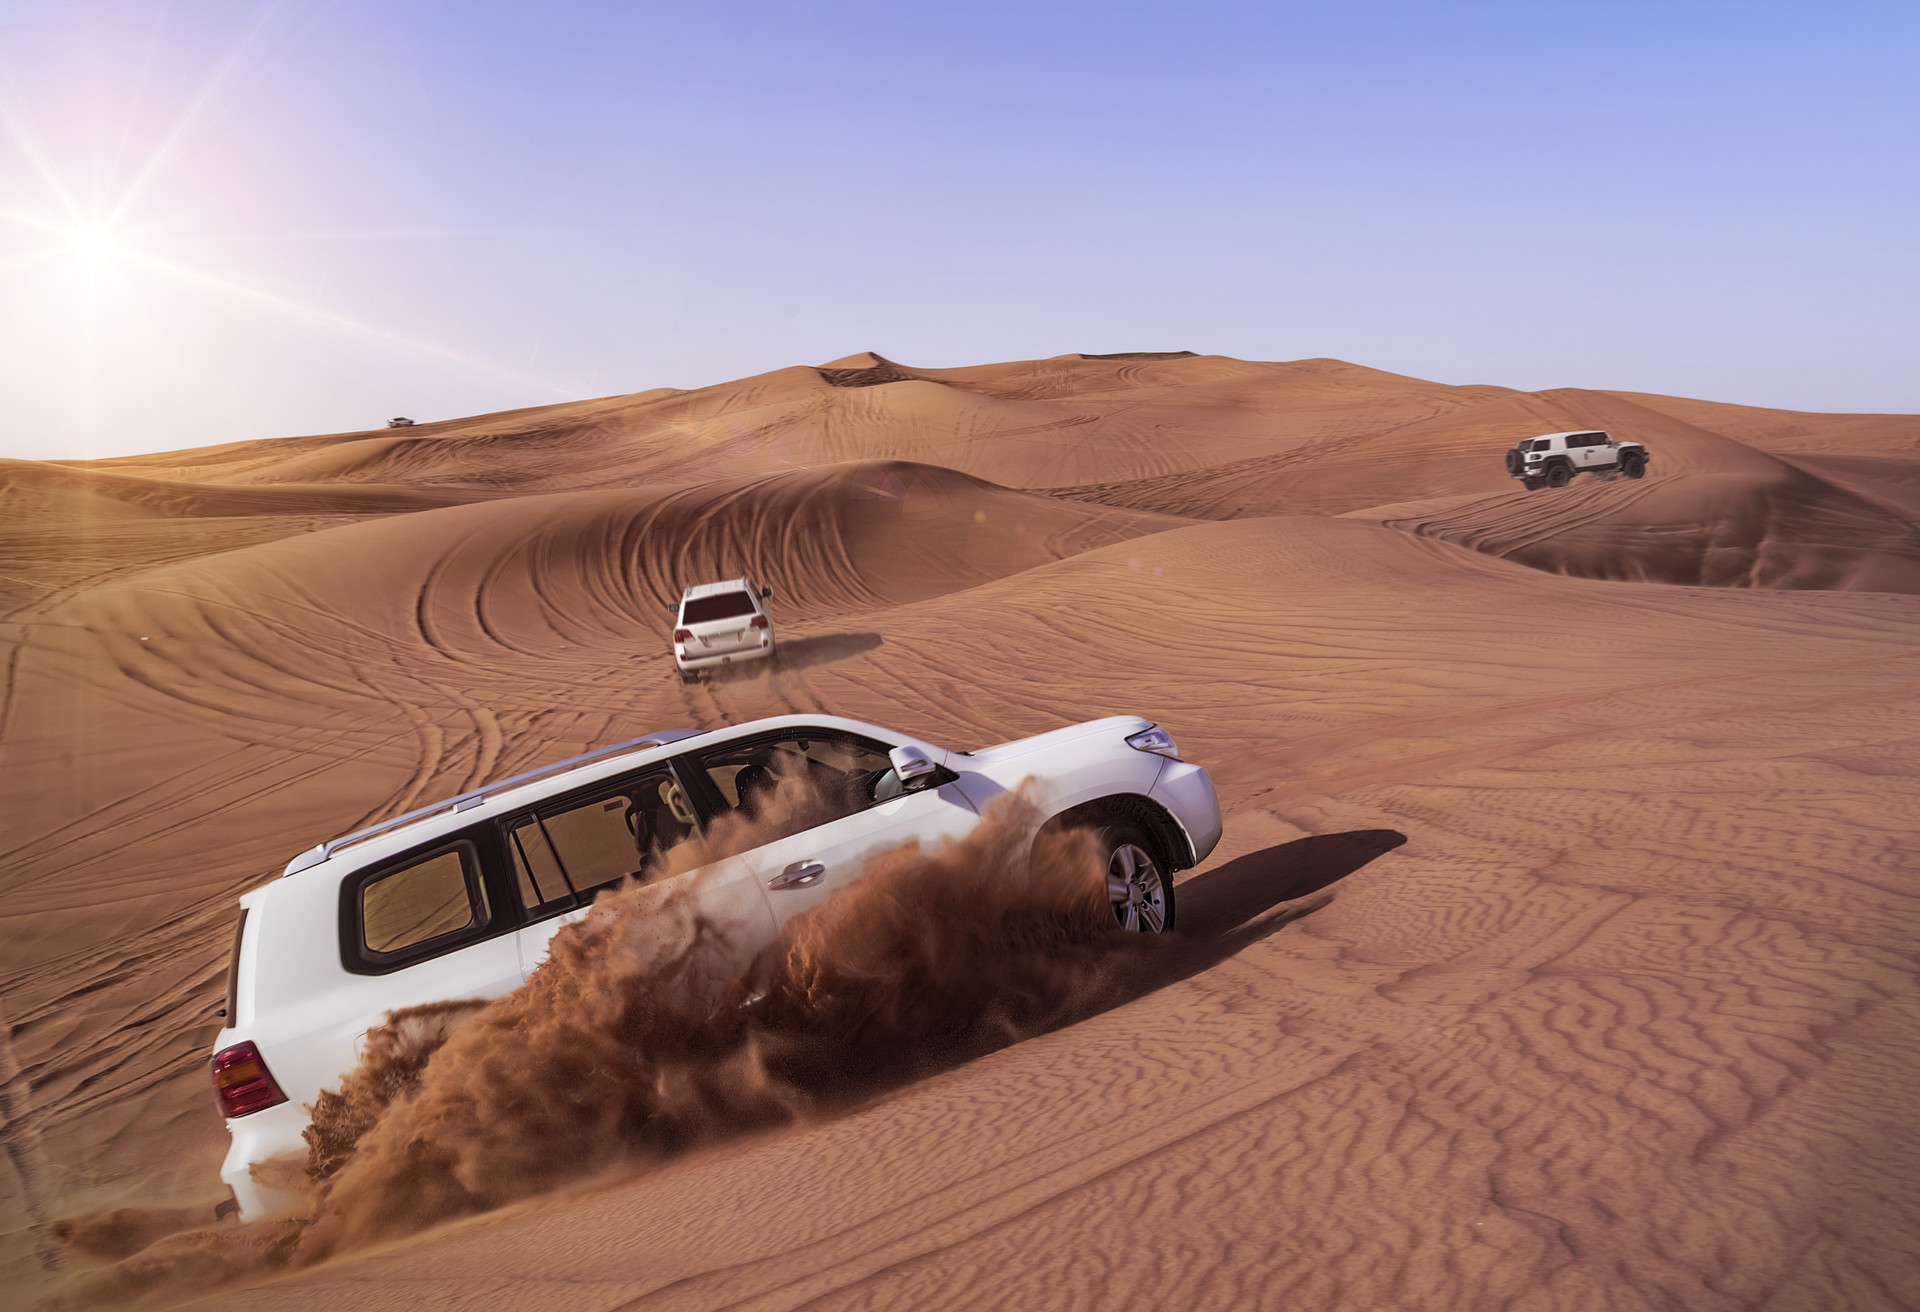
(1118, 828, 1408, 999)
(688, 632, 884, 683)
(1176, 829, 1407, 939)
(781, 827, 1408, 1116)
(828, 827, 1409, 1100)
(771, 631, 885, 672)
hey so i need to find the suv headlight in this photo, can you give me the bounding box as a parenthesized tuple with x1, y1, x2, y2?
(1125, 726, 1181, 759)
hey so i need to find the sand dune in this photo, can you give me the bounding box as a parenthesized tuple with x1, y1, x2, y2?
(0, 459, 487, 523)
(1048, 386, 1824, 520)
(1606, 390, 1920, 458)
(3, 352, 1917, 1311)
(74, 354, 1511, 496)
(1364, 464, 1920, 593)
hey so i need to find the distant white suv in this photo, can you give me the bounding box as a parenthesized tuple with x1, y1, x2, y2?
(209, 712, 1222, 1221)
(674, 576, 775, 678)
(1505, 430, 1649, 490)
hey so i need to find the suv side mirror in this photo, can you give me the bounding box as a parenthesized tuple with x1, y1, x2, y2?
(761, 587, 773, 599)
(888, 745, 936, 790)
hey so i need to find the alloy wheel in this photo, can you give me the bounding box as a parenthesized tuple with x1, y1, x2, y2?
(1107, 842, 1169, 932)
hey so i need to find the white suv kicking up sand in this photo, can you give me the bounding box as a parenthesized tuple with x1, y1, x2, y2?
(209, 713, 1222, 1221)
(1505, 430, 1649, 490)
(674, 576, 775, 678)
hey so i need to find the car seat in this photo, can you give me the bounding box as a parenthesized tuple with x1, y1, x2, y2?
(733, 762, 776, 816)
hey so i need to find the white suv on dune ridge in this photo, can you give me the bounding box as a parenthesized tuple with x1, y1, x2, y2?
(209, 713, 1222, 1221)
(1505, 430, 1649, 490)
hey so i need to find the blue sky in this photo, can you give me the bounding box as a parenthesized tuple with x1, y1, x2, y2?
(1, 0, 1914, 459)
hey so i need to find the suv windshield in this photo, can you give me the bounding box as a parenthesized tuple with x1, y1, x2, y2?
(681, 592, 756, 625)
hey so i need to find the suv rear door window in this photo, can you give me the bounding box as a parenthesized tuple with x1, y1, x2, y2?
(682, 593, 756, 624)
(507, 766, 697, 909)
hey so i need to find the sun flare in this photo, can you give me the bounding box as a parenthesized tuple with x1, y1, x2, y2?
(64, 222, 124, 264)
(1, 10, 567, 457)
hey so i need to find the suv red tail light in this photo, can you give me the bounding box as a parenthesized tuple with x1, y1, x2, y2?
(211, 1041, 287, 1118)
(749, 615, 768, 629)
(673, 628, 692, 642)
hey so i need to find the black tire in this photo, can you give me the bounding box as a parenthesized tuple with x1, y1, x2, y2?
(1503, 449, 1523, 476)
(1622, 453, 1646, 479)
(1545, 462, 1572, 489)
(1093, 822, 1175, 933)
(1521, 477, 1544, 492)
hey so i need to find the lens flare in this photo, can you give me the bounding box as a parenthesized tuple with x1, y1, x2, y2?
(64, 223, 121, 264)
(0, 11, 573, 456)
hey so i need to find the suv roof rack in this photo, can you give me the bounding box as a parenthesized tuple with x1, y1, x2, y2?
(282, 729, 708, 876)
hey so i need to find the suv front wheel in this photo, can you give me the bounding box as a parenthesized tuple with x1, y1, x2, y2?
(1095, 822, 1175, 933)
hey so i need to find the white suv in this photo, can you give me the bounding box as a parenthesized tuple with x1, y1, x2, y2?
(673, 577, 775, 679)
(1504, 430, 1649, 490)
(209, 713, 1222, 1221)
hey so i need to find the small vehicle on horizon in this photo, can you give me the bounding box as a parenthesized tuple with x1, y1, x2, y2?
(673, 576, 776, 679)
(208, 712, 1222, 1222)
(1504, 430, 1649, 490)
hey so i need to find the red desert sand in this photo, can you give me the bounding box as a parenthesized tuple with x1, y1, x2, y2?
(2, 351, 1918, 1310)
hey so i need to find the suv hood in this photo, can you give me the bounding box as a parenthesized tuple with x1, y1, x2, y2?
(965, 715, 1150, 765)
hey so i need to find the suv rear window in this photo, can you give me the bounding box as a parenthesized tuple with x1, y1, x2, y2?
(681, 592, 756, 624)
(359, 842, 489, 955)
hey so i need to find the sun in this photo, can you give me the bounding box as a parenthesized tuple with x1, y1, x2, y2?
(65, 222, 123, 264)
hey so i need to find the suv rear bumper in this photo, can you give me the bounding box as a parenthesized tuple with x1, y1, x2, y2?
(675, 640, 775, 673)
(219, 1102, 313, 1221)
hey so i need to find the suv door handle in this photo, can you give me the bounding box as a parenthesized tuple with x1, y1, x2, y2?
(768, 860, 825, 890)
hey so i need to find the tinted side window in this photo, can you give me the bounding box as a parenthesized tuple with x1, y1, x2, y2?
(705, 733, 891, 808)
(507, 767, 698, 911)
(694, 731, 894, 837)
(536, 795, 639, 890)
(357, 841, 489, 956)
